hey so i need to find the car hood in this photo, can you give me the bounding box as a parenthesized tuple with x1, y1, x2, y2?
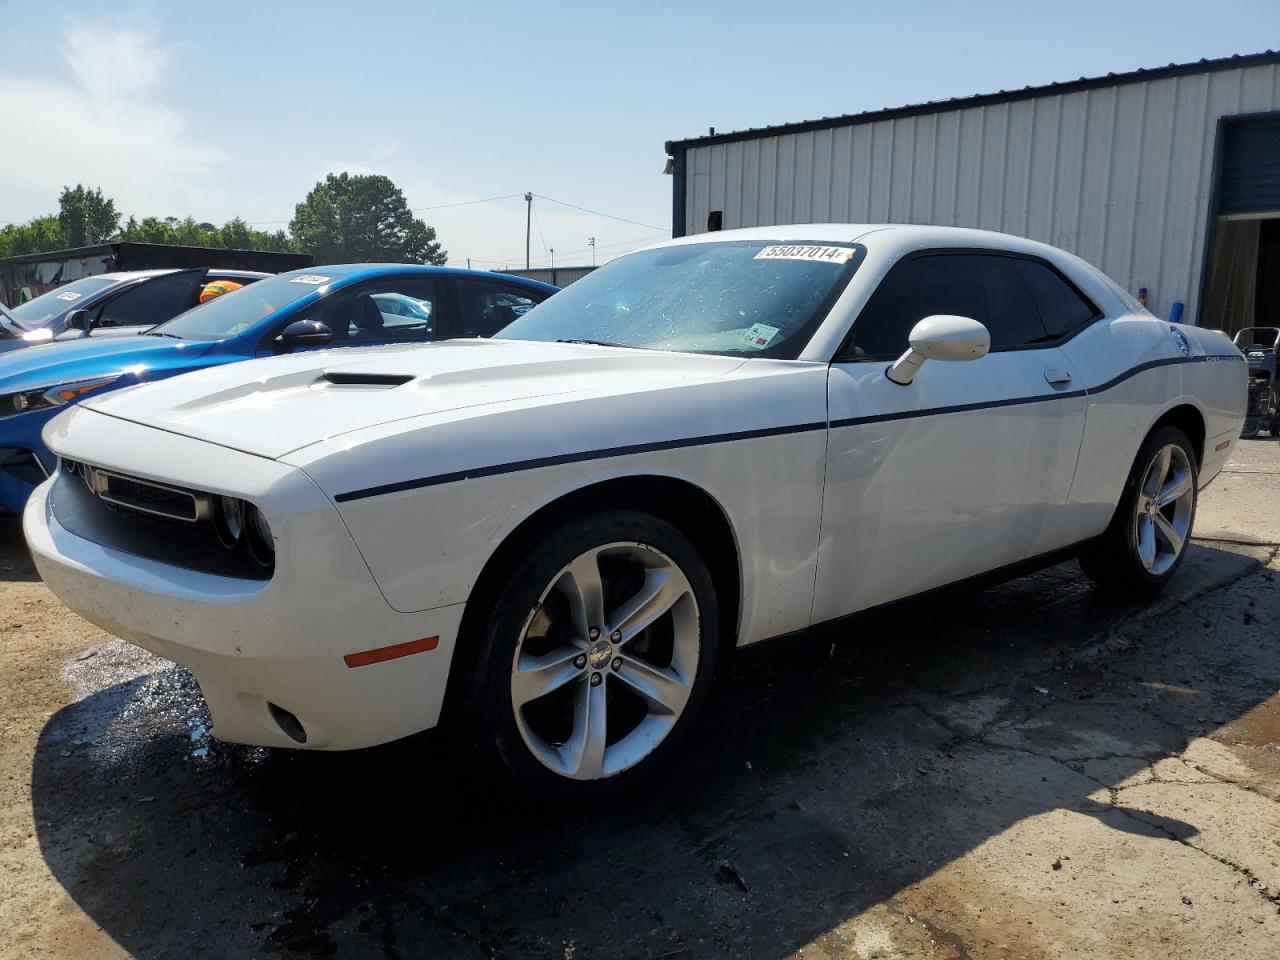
(0, 336, 214, 393)
(83, 339, 748, 460)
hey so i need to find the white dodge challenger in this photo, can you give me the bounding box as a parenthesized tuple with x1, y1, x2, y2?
(25, 225, 1247, 792)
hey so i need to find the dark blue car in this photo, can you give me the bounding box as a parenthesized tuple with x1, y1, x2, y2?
(0, 264, 557, 513)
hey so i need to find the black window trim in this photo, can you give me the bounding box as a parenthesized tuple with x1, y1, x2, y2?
(833, 247, 1104, 363)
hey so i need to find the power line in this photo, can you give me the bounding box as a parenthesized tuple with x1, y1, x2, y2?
(412, 193, 524, 213)
(533, 194, 668, 232)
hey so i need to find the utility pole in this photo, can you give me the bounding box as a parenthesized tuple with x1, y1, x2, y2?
(524, 192, 533, 269)
(466, 257, 471, 270)
(588, 236, 596, 266)
(550, 248, 555, 269)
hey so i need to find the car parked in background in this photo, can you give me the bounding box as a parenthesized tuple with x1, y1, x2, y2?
(0, 268, 271, 354)
(1234, 326, 1280, 437)
(24, 225, 1247, 794)
(0, 265, 555, 512)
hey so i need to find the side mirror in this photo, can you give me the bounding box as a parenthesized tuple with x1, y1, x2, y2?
(66, 309, 92, 335)
(275, 319, 333, 352)
(886, 315, 990, 386)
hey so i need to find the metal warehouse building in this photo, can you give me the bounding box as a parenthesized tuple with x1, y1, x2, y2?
(665, 51, 1280, 333)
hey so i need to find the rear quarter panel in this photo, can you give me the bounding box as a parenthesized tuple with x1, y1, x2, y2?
(1058, 315, 1246, 534)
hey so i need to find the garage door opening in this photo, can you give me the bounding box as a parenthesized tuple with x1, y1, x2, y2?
(1204, 215, 1280, 335)
(1201, 113, 1280, 336)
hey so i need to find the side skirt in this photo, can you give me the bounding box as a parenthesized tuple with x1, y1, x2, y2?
(739, 538, 1101, 653)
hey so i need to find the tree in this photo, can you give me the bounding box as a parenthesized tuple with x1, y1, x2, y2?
(0, 216, 65, 257)
(289, 172, 446, 265)
(57, 185, 120, 246)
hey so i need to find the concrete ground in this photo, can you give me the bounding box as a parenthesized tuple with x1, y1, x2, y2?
(1, 440, 1278, 960)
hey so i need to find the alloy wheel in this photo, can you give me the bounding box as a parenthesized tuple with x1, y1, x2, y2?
(510, 541, 701, 781)
(1133, 443, 1194, 575)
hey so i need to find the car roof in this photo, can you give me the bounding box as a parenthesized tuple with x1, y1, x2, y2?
(286, 264, 559, 293)
(643, 223, 1074, 256)
(78, 268, 272, 282)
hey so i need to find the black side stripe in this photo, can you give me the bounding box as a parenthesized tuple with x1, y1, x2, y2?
(827, 354, 1236, 430)
(334, 353, 1242, 503)
(333, 421, 828, 502)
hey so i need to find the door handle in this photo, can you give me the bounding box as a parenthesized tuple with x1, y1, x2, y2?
(1044, 368, 1073, 387)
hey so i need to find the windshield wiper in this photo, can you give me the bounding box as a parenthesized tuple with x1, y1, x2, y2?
(555, 338, 636, 349)
(145, 331, 184, 339)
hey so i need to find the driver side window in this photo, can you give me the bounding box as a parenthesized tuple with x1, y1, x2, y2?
(846, 253, 1050, 359)
(96, 272, 203, 328)
(310, 277, 439, 344)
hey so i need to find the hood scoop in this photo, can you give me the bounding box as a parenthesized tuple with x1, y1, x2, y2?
(317, 372, 415, 389)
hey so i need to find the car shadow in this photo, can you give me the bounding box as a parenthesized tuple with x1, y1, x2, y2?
(28, 542, 1279, 959)
(0, 516, 40, 582)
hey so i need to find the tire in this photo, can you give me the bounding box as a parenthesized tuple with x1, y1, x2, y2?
(1079, 425, 1198, 594)
(462, 510, 719, 796)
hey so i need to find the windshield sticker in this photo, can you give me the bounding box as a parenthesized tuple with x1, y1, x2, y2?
(290, 275, 332, 285)
(754, 245, 854, 264)
(741, 322, 781, 349)
(55, 291, 82, 301)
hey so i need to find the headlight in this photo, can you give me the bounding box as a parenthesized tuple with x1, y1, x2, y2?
(245, 503, 274, 567)
(1, 376, 121, 417)
(212, 495, 245, 549)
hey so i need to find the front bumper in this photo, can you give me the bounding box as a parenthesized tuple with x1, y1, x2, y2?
(24, 408, 463, 750)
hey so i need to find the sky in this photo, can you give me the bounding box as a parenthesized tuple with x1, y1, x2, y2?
(1, 0, 1278, 269)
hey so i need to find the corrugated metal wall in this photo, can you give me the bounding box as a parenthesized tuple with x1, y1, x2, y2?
(681, 62, 1280, 324)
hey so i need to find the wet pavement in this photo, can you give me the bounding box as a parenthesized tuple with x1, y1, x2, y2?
(1, 439, 1278, 959)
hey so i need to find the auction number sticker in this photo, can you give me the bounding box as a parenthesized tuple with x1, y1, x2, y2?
(290, 275, 332, 285)
(741, 322, 781, 349)
(55, 291, 82, 301)
(754, 245, 854, 263)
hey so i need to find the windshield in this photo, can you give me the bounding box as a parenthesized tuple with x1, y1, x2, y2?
(4, 277, 117, 332)
(496, 240, 863, 358)
(149, 272, 331, 340)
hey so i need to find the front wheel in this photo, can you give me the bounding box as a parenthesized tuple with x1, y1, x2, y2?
(1079, 425, 1198, 593)
(465, 510, 719, 795)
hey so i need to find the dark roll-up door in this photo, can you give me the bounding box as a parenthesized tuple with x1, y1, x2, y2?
(1219, 115, 1280, 216)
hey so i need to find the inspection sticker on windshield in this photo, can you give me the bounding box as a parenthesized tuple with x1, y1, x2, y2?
(290, 274, 331, 285)
(754, 245, 854, 263)
(741, 322, 781, 349)
(55, 291, 82, 301)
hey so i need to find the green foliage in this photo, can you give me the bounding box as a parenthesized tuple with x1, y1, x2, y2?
(290, 172, 447, 265)
(2, 173, 444, 263)
(0, 216, 65, 257)
(57, 184, 120, 246)
(114, 215, 296, 252)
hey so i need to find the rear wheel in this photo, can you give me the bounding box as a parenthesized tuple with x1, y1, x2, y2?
(1079, 426, 1198, 593)
(465, 510, 718, 795)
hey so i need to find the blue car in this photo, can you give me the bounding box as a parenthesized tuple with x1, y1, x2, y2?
(0, 264, 557, 513)
(0, 268, 271, 353)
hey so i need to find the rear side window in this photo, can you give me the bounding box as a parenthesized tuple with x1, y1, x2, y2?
(847, 253, 1049, 359)
(457, 280, 549, 338)
(97, 272, 204, 327)
(1014, 259, 1099, 338)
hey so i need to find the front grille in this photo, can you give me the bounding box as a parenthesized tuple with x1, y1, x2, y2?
(96, 471, 199, 522)
(52, 460, 272, 580)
